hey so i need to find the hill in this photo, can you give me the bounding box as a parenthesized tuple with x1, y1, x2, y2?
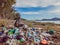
(36, 17, 60, 21)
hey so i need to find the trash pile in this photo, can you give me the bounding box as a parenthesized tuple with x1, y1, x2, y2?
(0, 22, 60, 45)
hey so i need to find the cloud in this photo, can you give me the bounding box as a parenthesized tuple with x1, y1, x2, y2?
(53, 2, 60, 6)
(15, 0, 60, 14)
(49, 8, 60, 13)
(15, 0, 60, 7)
(15, 0, 39, 7)
(39, 0, 60, 7)
(21, 12, 39, 14)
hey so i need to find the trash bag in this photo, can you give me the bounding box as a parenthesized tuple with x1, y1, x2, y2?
(41, 33, 51, 37)
(41, 39, 48, 45)
(2, 27, 7, 31)
(0, 32, 3, 35)
(2, 36, 8, 43)
(16, 35, 22, 40)
(28, 32, 32, 37)
(49, 30, 54, 35)
(12, 34, 17, 39)
(34, 38, 40, 44)
(19, 38, 24, 43)
(9, 29, 15, 34)
(32, 28, 35, 31)
(45, 37, 49, 41)
(10, 29, 14, 32)
(14, 28, 19, 34)
(0, 37, 3, 43)
(8, 32, 13, 35)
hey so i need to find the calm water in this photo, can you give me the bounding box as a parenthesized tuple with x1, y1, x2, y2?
(36, 21, 60, 24)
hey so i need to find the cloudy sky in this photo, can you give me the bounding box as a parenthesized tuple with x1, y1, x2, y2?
(14, 0, 60, 20)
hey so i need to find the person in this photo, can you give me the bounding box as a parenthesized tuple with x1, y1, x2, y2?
(14, 17, 21, 28)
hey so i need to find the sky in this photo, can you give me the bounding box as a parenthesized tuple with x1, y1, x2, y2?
(14, 0, 60, 20)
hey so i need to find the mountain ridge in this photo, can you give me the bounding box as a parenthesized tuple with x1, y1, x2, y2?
(36, 17, 60, 21)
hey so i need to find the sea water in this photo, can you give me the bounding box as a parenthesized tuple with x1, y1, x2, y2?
(36, 21, 60, 24)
